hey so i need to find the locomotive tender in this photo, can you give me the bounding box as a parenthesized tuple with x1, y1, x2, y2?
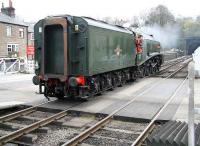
(33, 15, 163, 99)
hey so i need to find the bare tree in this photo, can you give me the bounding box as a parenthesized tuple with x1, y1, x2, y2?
(130, 16, 140, 28)
(113, 17, 128, 26)
(144, 5, 175, 26)
(101, 17, 128, 26)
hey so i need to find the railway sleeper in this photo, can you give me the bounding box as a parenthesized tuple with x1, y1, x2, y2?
(0, 131, 37, 145)
(0, 122, 49, 134)
(82, 135, 133, 146)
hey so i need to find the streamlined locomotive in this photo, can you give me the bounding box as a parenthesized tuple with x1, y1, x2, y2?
(33, 15, 163, 100)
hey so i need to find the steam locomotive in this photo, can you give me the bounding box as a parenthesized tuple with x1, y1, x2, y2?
(32, 15, 163, 100)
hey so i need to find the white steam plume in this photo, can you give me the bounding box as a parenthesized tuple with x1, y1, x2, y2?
(140, 24, 180, 51)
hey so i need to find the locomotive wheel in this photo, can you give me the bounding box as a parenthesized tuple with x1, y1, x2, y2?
(149, 66, 153, 74)
(152, 67, 156, 74)
(141, 67, 145, 77)
(144, 67, 149, 76)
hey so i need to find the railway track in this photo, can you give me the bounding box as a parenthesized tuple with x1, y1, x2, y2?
(0, 99, 83, 145)
(161, 56, 187, 67)
(60, 69, 189, 145)
(154, 56, 191, 78)
(0, 57, 191, 146)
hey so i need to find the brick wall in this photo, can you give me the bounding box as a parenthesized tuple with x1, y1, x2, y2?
(0, 22, 28, 58)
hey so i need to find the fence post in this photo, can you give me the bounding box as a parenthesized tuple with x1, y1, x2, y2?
(3, 60, 6, 74)
(18, 59, 21, 72)
(188, 61, 195, 146)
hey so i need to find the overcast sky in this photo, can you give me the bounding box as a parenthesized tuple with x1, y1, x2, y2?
(1, 0, 200, 22)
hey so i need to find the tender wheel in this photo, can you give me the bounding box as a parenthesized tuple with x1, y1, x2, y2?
(145, 67, 150, 76)
(149, 66, 153, 74)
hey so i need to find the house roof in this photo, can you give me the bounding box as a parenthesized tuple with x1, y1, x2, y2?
(0, 12, 28, 26)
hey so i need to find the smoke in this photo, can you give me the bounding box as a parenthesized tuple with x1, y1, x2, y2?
(140, 24, 181, 51)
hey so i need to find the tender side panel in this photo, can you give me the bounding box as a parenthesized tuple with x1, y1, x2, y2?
(68, 17, 89, 76)
(88, 26, 136, 76)
(34, 20, 43, 75)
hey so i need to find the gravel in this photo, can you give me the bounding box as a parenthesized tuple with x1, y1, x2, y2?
(82, 120, 148, 146)
(106, 120, 148, 132)
(0, 129, 11, 136)
(33, 127, 79, 146)
(83, 135, 131, 146)
(28, 111, 55, 118)
(95, 129, 139, 141)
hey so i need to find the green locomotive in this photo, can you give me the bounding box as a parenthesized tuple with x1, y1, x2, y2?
(33, 15, 163, 99)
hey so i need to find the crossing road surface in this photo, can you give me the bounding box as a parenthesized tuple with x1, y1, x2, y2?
(0, 74, 46, 109)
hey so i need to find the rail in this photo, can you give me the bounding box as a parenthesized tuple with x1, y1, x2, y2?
(0, 100, 81, 145)
(132, 77, 187, 146)
(0, 58, 192, 145)
(167, 58, 192, 78)
(61, 64, 190, 146)
(0, 99, 56, 122)
(159, 56, 189, 73)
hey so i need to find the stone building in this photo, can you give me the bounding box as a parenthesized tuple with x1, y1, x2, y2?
(0, 0, 28, 58)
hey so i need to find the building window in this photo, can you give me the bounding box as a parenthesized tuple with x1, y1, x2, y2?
(7, 44, 19, 52)
(6, 26, 12, 36)
(31, 33, 34, 40)
(19, 28, 24, 38)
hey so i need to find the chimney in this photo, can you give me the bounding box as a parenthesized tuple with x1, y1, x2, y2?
(2, 3, 4, 8)
(1, 0, 15, 17)
(9, 0, 13, 7)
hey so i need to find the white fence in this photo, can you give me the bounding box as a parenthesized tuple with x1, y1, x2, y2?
(0, 58, 34, 74)
(188, 61, 200, 146)
(26, 60, 35, 73)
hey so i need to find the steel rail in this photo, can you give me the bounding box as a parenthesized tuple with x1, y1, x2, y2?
(167, 58, 192, 78)
(0, 99, 57, 122)
(132, 77, 188, 146)
(0, 102, 80, 145)
(161, 56, 186, 67)
(61, 64, 189, 146)
(0, 57, 190, 145)
(159, 57, 188, 73)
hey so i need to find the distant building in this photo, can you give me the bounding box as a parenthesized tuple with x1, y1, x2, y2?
(0, 0, 28, 58)
(178, 37, 200, 55)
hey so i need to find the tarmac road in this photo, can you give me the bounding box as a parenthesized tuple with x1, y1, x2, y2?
(0, 74, 46, 109)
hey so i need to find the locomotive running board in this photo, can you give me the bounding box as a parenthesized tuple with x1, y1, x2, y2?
(42, 17, 68, 82)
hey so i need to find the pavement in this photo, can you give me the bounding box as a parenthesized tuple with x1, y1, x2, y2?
(0, 73, 199, 122)
(0, 73, 46, 108)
